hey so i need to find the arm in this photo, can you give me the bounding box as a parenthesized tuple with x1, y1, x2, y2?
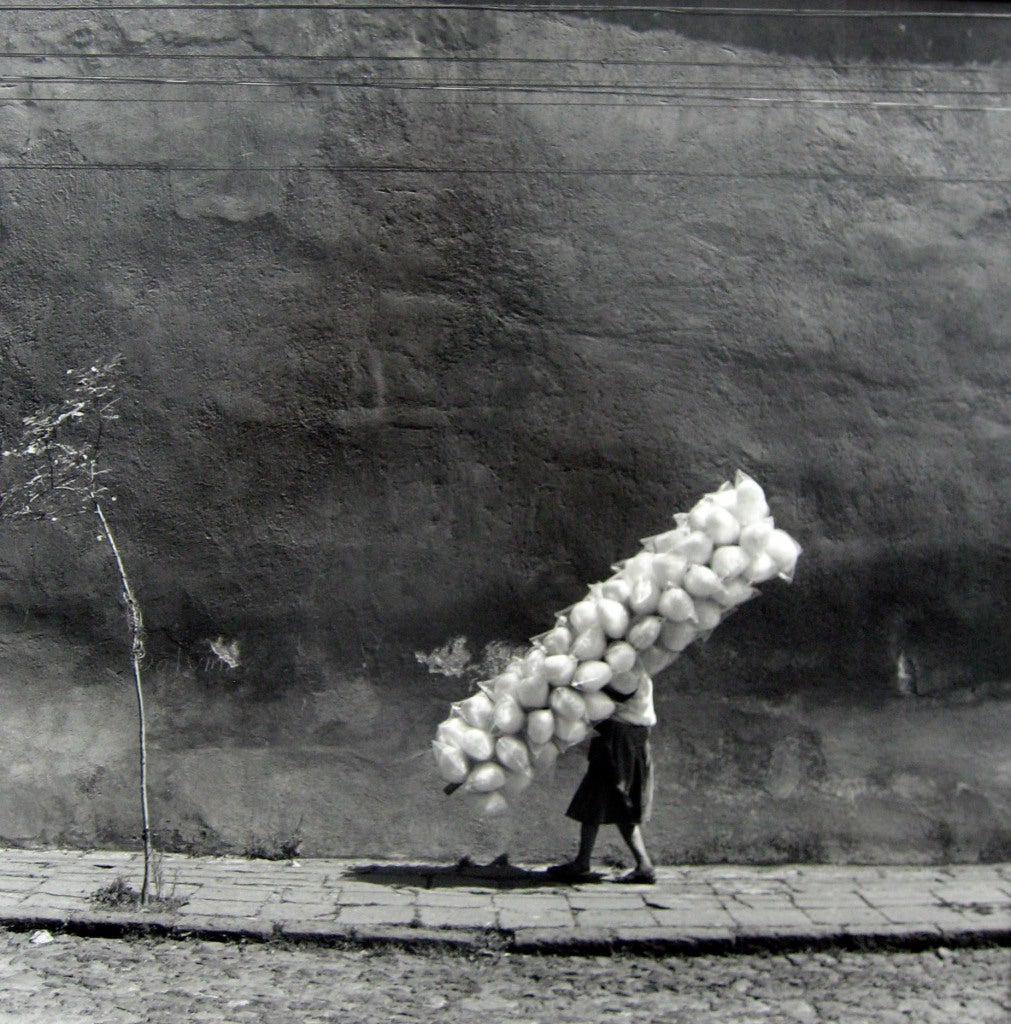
(601, 683, 636, 704)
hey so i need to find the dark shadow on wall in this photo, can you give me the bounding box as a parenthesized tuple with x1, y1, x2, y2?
(469, 0, 1011, 65)
(707, 538, 1011, 700)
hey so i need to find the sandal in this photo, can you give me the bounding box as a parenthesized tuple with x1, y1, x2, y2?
(545, 862, 601, 884)
(615, 868, 657, 885)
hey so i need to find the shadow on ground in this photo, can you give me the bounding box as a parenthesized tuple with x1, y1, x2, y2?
(344, 856, 602, 889)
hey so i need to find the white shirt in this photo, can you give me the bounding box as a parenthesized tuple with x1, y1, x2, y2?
(610, 663, 656, 727)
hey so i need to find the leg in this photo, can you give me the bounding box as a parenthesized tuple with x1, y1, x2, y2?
(573, 820, 600, 872)
(616, 822, 654, 876)
(546, 820, 601, 882)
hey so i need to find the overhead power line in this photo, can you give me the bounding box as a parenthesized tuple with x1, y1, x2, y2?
(0, 52, 1003, 74)
(2, 93, 1004, 110)
(1, 72, 1005, 94)
(0, 3, 1008, 17)
(0, 164, 1006, 184)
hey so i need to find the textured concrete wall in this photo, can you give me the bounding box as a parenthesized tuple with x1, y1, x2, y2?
(0, 6, 1008, 864)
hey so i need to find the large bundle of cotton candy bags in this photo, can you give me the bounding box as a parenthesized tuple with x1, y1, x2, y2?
(433, 471, 800, 815)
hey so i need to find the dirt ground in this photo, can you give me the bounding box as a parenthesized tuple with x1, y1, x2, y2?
(0, 929, 1008, 1023)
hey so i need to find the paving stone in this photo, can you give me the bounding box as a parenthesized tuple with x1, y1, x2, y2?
(726, 907, 814, 928)
(177, 899, 264, 917)
(0, 878, 43, 893)
(260, 904, 338, 922)
(492, 893, 572, 913)
(566, 893, 652, 910)
(337, 904, 416, 927)
(1, 850, 1008, 954)
(575, 907, 658, 929)
(651, 908, 737, 928)
(877, 905, 973, 926)
(334, 888, 415, 906)
(416, 905, 498, 929)
(19, 894, 91, 911)
(932, 887, 1011, 906)
(800, 905, 892, 926)
(498, 908, 576, 930)
(508, 925, 614, 951)
(414, 890, 497, 909)
(617, 924, 737, 945)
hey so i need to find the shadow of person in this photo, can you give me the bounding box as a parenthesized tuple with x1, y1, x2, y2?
(344, 855, 599, 889)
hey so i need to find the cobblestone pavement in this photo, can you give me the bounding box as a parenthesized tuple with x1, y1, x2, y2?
(1, 850, 1009, 953)
(0, 928, 1008, 1024)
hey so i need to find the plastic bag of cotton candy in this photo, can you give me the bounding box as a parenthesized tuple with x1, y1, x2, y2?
(432, 470, 800, 815)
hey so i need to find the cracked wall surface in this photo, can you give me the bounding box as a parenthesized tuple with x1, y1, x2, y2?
(0, 6, 1008, 862)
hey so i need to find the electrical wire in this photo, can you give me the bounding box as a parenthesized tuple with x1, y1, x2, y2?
(4, 95, 1005, 110)
(0, 163, 1005, 182)
(1, 73, 1006, 94)
(0, 3, 1008, 17)
(0, 52, 1004, 75)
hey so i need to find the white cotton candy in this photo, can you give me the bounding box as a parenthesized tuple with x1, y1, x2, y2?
(733, 470, 770, 525)
(523, 646, 547, 676)
(465, 762, 506, 793)
(657, 586, 696, 622)
(766, 528, 802, 581)
(455, 691, 495, 731)
(569, 598, 600, 634)
(710, 545, 750, 580)
(669, 530, 715, 565)
(706, 481, 739, 512)
(501, 767, 534, 796)
(529, 740, 560, 774)
(571, 624, 607, 662)
(745, 550, 779, 584)
(459, 727, 496, 762)
(582, 690, 616, 722)
(490, 669, 522, 700)
(543, 653, 578, 687)
(693, 598, 723, 631)
(660, 620, 699, 653)
(466, 790, 510, 816)
(718, 578, 760, 609)
(628, 574, 661, 615)
(608, 669, 641, 696)
(595, 596, 630, 639)
(638, 645, 678, 676)
(627, 615, 663, 650)
(525, 708, 556, 746)
(540, 624, 572, 655)
(604, 640, 638, 675)
(433, 740, 470, 785)
(599, 576, 632, 604)
(687, 497, 712, 533)
(651, 552, 688, 589)
(554, 716, 589, 746)
(689, 498, 741, 546)
(571, 659, 613, 693)
(683, 564, 729, 602)
(514, 672, 549, 710)
(641, 525, 691, 554)
(550, 685, 586, 721)
(436, 715, 470, 749)
(622, 550, 656, 581)
(492, 695, 525, 735)
(495, 735, 531, 774)
(738, 517, 775, 556)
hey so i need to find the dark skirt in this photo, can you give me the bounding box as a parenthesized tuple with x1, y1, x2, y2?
(565, 719, 654, 826)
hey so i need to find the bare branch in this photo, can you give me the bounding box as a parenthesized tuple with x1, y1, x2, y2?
(1, 354, 123, 523)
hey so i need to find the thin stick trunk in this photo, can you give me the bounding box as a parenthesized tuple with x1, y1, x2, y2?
(94, 499, 151, 904)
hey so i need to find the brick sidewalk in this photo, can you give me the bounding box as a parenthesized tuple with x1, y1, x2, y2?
(0, 849, 1008, 953)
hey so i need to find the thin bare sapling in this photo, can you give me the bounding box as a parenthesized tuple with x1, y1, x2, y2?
(0, 356, 154, 904)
